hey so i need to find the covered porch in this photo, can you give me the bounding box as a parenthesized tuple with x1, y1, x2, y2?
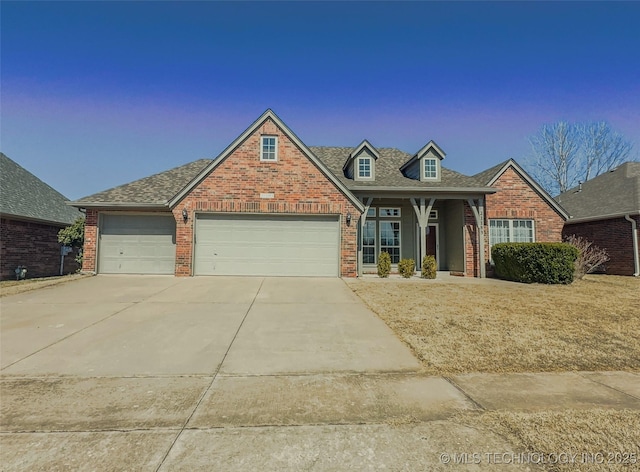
(355, 190, 496, 278)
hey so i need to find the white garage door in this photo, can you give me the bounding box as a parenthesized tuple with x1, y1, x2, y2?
(194, 214, 340, 276)
(99, 214, 176, 274)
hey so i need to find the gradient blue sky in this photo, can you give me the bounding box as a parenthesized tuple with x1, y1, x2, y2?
(2, 1, 639, 200)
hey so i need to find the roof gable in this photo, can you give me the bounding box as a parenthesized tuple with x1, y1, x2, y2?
(170, 110, 364, 211)
(0, 153, 81, 225)
(482, 158, 569, 219)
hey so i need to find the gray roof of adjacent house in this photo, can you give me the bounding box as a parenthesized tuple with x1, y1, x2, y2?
(0, 153, 82, 225)
(556, 162, 640, 222)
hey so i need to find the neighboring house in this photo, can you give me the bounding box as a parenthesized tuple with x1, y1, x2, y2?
(70, 110, 566, 278)
(0, 153, 83, 280)
(557, 162, 640, 276)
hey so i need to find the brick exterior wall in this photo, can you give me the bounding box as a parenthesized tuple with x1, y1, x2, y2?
(563, 215, 640, 276)
(81, 118, 361, 277)
(464, 166, 565, 277)
(81, 209, 98, 273)
(173, 118, 360, 277)
(1, 218, 80, 280)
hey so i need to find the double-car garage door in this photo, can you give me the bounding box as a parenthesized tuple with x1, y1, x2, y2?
(98, 213, 340, 276)
(194, 214, 340, 277)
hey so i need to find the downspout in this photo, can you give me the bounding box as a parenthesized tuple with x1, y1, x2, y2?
(624, 214, 640, 276)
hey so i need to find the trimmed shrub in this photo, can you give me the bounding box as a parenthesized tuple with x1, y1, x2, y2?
(492, 242, 578, 284)
(398, 258, 415, 278)
(421, 255, 437, 279)
(377, 251, 391, 278)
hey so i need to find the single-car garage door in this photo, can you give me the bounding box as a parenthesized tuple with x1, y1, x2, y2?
(194, 214, 340, 276)
(99, 214, 176, 274)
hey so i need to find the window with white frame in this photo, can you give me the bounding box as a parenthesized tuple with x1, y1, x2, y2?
(358, 157, 372, 178)
(489, 219, 535, 246)
(424, 158, 438, 179)
(379, 207, 401, 217)
(429, 210, 438, 219)
(260, 136, 277, 161)
(363, 220, 376, 264)
(366, 207, 376, 217)
(380, 221, 401, 263)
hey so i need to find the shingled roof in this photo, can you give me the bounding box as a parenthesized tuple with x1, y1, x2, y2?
(72, 159, 212, 207)
(309, 146, 492, 191)
(0, 153, 82, 225)
(557, 162, 640, 221)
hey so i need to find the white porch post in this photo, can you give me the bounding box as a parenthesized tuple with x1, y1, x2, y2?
(467, 197, 486, 278)
(410, 197, 436, 269)
(358, 197, 373, 277)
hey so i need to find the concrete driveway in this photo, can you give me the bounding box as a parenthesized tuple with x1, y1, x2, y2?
(1, 276, 523, 471)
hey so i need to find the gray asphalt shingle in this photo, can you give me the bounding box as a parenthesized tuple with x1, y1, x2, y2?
(72, 146, 499, 207)
(556, 162, 640, 220)
(0, 153, 82, 225)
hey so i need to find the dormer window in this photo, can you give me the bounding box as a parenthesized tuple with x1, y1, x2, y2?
(260, 136, 277, 161)
(344, 140, 378, 181)
(424, 158, 438, 179)
(358, 157, 372, 179)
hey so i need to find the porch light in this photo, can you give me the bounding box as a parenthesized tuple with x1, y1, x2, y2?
(182, 208, 188, 223)
(346, 212, 352, 226)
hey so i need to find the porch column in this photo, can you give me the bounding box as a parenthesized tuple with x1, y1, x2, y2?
(467, 197, 486, 278)
(358, 197, 373, 277)
(410, 197, 435, 268)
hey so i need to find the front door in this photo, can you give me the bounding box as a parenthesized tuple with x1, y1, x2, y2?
(426, 224, 437, 263)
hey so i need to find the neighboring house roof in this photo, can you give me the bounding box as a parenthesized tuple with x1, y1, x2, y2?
(72, 159, 212, 207)
(311, 146, 493, 192)
(557, 162, 640, 223)
(0, 153, 81, 225)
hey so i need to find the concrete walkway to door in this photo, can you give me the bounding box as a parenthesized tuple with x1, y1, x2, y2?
(2, 275, 572, 471)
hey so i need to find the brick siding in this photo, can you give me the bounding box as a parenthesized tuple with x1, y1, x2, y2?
(1, 218, 80, 280)
(464, 166, 565, 276)
(563, 215, 639, 276)
(174, 118, 360, 277)
(81, 118, 361, 277)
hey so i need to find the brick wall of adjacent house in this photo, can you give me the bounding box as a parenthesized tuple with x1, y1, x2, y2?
(0, 218, 80, 280)
(173, 117, 361, 277)
(563, 215, 640, 276)
(464, 166, 565, 277)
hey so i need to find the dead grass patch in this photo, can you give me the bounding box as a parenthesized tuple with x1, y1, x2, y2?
(457, 409, 640, 472)
(0, 274, 89, 297)
(347, 275, 639, 374)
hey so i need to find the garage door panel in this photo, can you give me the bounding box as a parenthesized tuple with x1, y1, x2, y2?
(99, 215, 176, 274)
(195, 215, 339, 277)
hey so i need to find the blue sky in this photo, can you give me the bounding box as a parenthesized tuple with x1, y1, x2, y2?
(2, 1, 639, 200)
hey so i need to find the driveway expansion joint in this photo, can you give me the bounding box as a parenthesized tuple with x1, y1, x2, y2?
(443, 376, 486, 411)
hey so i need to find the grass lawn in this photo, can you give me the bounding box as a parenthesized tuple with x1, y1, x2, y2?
(349, 274, 640, 470)
(456, 409, 640, 472)
(0, 274, 88, 297)
(347, 274, 640, 375)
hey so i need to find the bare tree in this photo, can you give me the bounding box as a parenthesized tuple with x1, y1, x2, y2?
(526, 121, 633, 195)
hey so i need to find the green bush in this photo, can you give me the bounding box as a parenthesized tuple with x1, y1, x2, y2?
(377, 251, 391, 278)
(421, 255, 437, 279)
(398, 258, 415, 278)
(491, 242, 578, 284)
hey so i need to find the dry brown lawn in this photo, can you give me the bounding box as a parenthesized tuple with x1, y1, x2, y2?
(457, 409, 640, 472)
(347, 275, 640, 374)
(0, 274, 88, 297)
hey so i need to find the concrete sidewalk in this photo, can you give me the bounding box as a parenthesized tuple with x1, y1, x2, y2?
(1, 276, 638, 471)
